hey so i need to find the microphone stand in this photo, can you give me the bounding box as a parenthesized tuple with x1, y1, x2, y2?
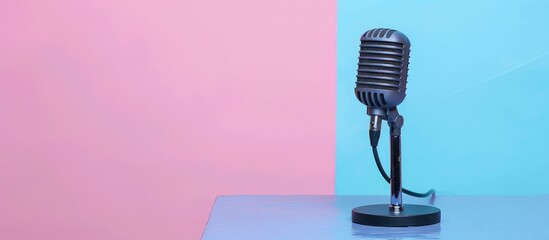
(352, 108, 441, 227)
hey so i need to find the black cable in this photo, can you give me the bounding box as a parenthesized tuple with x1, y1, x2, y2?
(372, 146, 435, 198)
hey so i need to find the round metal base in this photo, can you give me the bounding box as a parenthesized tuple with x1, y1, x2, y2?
(352, 204, 441, 227)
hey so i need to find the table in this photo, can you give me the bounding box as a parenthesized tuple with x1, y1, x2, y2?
(202, 195, 549, 239)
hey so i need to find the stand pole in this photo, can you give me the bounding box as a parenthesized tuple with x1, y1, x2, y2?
(389, 133, 402, 212)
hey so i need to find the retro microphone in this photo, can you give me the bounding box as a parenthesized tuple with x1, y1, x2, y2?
(351, 28, 441, 227)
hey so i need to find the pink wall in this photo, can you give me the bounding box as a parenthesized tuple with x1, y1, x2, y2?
(0, 0, 335, 239)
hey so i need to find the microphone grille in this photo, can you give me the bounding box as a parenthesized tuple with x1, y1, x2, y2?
(355, 28, 410, 108)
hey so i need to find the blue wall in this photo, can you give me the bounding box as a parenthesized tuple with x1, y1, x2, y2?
(336, 0, 549, 195)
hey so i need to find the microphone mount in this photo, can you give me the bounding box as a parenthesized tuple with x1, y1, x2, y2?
(368, 107, 403, 136)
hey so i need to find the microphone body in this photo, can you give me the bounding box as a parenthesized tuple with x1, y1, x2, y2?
(355, 28, 410, 109)
(355, 28, 410, 137)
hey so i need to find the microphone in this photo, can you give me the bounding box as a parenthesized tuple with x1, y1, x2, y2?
(351, 28, 440, 227)
(355, 28, 410, 146)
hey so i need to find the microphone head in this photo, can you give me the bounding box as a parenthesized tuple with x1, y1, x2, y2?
(355, 28, 410, 109)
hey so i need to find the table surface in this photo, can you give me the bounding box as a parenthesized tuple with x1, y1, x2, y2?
(202, 195, 549, 240)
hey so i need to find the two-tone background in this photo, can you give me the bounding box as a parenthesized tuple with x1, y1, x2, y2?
(1, 0, 548, 239)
